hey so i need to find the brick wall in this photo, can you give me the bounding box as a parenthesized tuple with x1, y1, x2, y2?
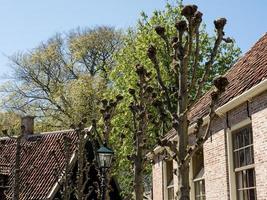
(152, 155, 164, 200)
(251, 91, 267, 199)
(151, 91, 267, 200)
(203, 129, 229, 200)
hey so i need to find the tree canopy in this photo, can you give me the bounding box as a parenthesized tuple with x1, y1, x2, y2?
(0, 2, 242, 198)
(0, 26, 123, 130)
(107, 1, 241, 197)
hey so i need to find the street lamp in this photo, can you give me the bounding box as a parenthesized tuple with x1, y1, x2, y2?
(97, 145, 114, 200)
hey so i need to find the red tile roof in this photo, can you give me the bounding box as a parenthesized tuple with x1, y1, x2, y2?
(163, 33, 267, 140)
(189, 33, 267, 122)
(0, 129, 83, 200)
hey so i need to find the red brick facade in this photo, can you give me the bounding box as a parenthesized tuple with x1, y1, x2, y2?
(252, 92, 267, 199)
(152, 91, 267, 200)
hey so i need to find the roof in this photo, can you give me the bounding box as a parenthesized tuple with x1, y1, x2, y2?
(165, 33, 267, 140)
(0, 129, 84, 200)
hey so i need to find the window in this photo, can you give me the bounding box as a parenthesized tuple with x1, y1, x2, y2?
(0, 174, 9, 200)
(0, 174, 8, 188)
(192, 148, 205, 200)
(194, 168, 205, 200)
(165, 160, 174, 200)
(232, 125, 257, 200)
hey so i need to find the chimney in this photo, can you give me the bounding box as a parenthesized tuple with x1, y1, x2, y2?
(21, 116, 34, 137)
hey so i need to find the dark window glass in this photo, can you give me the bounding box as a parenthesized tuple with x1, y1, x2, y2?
(167, 187, 174, 200)
(233, 126, 254, 168)
(166, 160, 174, 200)
(195, 180, 206, 200)
(233, 125, 257, 200)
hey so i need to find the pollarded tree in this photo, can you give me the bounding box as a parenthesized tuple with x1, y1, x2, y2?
(108, 1, 240, 198)
(145, 4, 231, 200)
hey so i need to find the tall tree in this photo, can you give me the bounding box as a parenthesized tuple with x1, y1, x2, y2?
(0, 26, 122, 130)
(108, 1, 240, 199)
(146, 4, 230, 200)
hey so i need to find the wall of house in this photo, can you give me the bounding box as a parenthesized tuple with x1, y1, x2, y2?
(152, 155, 164, 200)
(173, 160, 178, 197)
(251, 91, 267, 199)
(151, 91, 267, 200)
(203, 123, 229, 200)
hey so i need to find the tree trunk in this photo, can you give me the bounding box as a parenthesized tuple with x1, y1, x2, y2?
(176, 114, 190, 200)
(134, 154, 144, 200)
(176, 41, 190, 199)
(176, 157, 190, 200)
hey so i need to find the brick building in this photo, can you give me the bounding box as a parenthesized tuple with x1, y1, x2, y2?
(0, 117, 121, 200)
(150, 34, 267, 200)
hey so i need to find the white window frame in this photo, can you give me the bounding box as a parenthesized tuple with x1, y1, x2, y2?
(189, 151, 205, 200)
(163, 159, 174, 200)
(193, 168, 205, 200)
(226, 118, 257, 200)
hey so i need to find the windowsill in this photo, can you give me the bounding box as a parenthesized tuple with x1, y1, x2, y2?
(234, 164, 255, 172)
(193, 177, 205, 182)
(167, 185, 174, 189)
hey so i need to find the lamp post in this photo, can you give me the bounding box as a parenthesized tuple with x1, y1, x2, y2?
(97, 145, 114, 200)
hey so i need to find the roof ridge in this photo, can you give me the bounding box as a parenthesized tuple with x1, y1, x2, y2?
(30, 126, 92, 136)
(224, 32, 267, 77)
(188, 32, 267, 122)
(0, 126, 92, 140)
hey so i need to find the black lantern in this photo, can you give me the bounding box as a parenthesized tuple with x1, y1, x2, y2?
(97, 145, 114, 200)
(97, 145, 114, 169)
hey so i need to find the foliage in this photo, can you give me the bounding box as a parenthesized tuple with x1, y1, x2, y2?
(108, 1, 241, 197)
(0, 27, 123, 130)
(0, 112, 21, 136)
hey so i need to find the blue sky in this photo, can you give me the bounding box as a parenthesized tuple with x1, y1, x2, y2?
(0, 0, 266, 82)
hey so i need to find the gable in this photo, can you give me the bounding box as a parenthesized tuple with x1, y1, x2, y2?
(0, 130, 78, 200)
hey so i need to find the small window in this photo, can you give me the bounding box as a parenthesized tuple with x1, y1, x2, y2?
(233, 126, 254, 168)
(166, 160, 174, 200)
(232, 125, 257, 200)
(194, 168, 205, 200)
(0, 174, 9, 200)
(194, 179, 205, 200)
(192, 148, 205, 200)
(0, 174, 8, 188)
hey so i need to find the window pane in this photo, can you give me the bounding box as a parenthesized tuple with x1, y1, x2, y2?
(201, 180, 206, 195)
(195, 182, 200, 196)
(236, 171, 243, 189)
(248, 189, 256, 200)
(168, 187, 174, 200)
(166, 160, 173, 186)
(195, 180, 206, 199)
(245, 147, 251, 165)
(237, 190, 243, 200)
(235, 151, 240, 168)
(242, 170, 248, 189)
(236, 169, 257, 200)
(239, 149, 245, 167)
(239, 132, 244, 148)
(244, 128, 250, 146)
(233, 125, 253, 150)
(246, 168, 256, 188)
